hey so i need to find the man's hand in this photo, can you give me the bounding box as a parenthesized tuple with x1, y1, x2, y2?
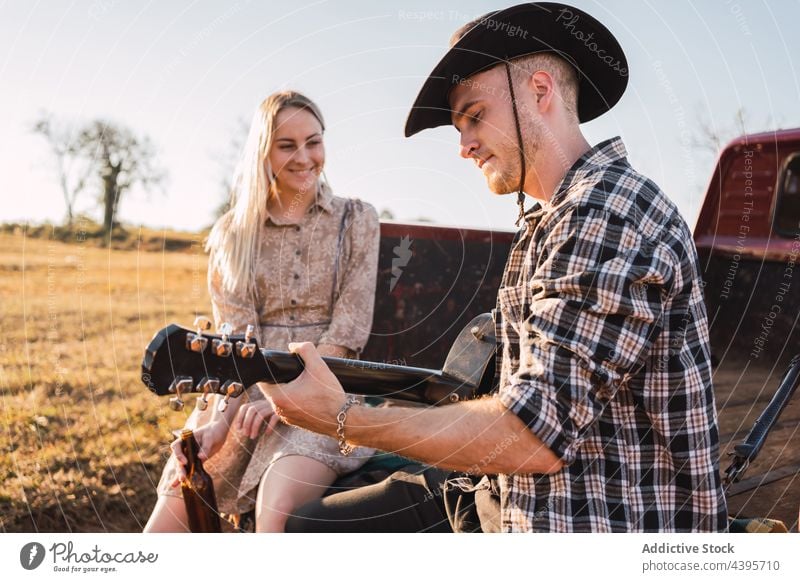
(169, 419, 229, 487)
(259, 342, 347, 436)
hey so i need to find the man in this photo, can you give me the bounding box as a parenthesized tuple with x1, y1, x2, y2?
(262, 2, 728, 532)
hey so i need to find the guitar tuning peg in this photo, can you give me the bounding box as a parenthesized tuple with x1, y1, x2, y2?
(212, 322, 234, 358)
(217, 396, 228, 413)
(217, 380, 244, 412)
(218, 322, 233, 340)
(194, 316, 212, 332)
(195, 377, 220, 411)
(236, 324, 257, 359)
(168, 376, 193, 411)
(187, 334, 208, 354)
(187, 316, 212, 353)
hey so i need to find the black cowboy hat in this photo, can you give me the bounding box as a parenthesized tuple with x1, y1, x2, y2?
(404, 2, 628, 137)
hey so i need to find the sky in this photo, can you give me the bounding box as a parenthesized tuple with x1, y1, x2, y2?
(1, 0, 799, 233)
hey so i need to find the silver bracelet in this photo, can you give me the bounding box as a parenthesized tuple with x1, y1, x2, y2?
(336, 396, 360, 456)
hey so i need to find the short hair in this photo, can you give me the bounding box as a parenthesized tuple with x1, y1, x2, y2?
(508, 53, 580, 121)
(449, 17, 580, 121)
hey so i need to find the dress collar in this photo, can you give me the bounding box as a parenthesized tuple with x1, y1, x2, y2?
(265, 182, 334, 226)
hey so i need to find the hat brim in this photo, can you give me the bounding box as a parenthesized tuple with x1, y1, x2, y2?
(404, 2, 628, 137)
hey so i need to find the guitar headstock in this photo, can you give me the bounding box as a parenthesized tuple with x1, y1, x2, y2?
(141, 316, 262, 412)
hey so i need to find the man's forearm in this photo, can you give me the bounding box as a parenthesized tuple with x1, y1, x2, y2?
(343, 397, 563, 475)
(264, 342, 563, 475)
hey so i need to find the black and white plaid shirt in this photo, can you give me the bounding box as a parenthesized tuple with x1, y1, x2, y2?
(493, 137, 727, 532)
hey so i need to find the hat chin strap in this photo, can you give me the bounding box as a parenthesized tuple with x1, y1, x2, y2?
(504, 61, 527, 227)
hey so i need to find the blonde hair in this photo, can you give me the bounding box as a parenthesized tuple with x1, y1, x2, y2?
(206, 91, 327, 298)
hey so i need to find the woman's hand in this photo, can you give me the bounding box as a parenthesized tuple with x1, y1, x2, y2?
(316, 343, 351, 358)
(169, 420, 229, 487)
(234, 398, 280, 440)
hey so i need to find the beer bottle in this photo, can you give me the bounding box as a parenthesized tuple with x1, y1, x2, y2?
(180, 429, 222, 532)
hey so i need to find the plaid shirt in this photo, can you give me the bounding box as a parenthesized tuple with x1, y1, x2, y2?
(493, 137, 727, 532)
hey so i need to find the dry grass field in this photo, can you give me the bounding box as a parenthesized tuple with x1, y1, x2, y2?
(0, 225, 211, 532)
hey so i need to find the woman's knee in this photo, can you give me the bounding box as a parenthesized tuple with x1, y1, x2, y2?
(143, 495, 190, 533)
(258, 493, 297, 520)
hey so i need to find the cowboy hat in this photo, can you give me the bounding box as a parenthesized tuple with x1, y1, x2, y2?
(404, 2, 628, 137)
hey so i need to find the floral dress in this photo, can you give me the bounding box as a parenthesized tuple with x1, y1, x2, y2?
(156, 185, 380, 514)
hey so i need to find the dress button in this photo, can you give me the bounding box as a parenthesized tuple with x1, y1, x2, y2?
(294, 273, 299, 280)
(295, 249, 301, 256)
(290, 299, 297, 306)
(289, 315, 295, 321)
(295, 225, 301, 232)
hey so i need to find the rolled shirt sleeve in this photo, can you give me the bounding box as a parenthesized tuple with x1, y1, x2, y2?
(318, 201, 380, 356)
(498, 204, 677, 465)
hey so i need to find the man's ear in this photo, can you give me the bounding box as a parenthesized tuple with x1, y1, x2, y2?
(529, 70, 555, 111)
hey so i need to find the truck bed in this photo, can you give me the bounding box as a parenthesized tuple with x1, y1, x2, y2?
(714, 361, 800, 531)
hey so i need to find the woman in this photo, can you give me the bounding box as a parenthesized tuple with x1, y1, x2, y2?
(144, 91, 380, 532)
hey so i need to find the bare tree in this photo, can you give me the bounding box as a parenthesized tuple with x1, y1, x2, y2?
(31, 113, 91, 227)
(74, 120, 165, 242)
(691, 106, 788, 158)
(691, 107, 749, 157)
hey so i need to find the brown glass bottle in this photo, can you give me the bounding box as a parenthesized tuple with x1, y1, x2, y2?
(180, 429, 222, 532)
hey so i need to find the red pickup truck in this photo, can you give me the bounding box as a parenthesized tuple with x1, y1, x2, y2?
(694, 128, 800, 530)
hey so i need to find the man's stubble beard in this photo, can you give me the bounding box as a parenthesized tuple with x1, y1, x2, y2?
(486, 117, 541, 195)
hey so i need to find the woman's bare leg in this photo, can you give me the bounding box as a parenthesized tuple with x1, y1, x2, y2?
(143, 494, 190, 532)
(255, 455, 337, 533)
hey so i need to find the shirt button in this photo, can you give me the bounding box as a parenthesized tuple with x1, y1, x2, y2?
(295, 225, 301, 232)
(295, 249, 301, 256)
(290, 299, 297, 306)
(294, 273, 299, 280)
(289, 315, 295, 321)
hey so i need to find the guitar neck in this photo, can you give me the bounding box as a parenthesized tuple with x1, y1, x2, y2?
(258, 350, 475, 404)
(142, 314, 495, 407)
